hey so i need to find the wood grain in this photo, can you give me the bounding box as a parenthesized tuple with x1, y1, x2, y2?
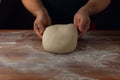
(0, 30, 120, 80)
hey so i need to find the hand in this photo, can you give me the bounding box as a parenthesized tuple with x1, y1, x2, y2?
(34, 12, 51, 39)
(74, 10, 90, 37)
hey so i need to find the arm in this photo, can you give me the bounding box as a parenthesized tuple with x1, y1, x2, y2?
(22, 0, 47, 17)
(74, 0, 111, 37)
(22, 0, 51, 38)
(80, 0, 111, 16)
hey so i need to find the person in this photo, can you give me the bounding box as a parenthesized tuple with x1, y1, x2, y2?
(22, 0, 111, 38)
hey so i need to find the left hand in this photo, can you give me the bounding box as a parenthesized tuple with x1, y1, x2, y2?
(34, 11, 51, 39)
(74, 9, 90, 37)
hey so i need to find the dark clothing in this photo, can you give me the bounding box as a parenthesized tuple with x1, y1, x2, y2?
(0, 0, 34, 29)
(42, 0, 88, 24)
(92, 0, 120, 30)
(0, 0, 88, 29)
(0, 0, 18, 28)
(1, 0, 119, 30)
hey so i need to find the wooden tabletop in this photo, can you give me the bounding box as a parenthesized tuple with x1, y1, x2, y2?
(0, 30, 120, 80)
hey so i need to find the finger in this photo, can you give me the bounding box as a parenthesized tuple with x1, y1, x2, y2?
(34, 28, 42, 39)
(34, 24, 43, 39)
(80, 19, 90, 32)
(79, 24, 90, 38)
(78, 21, 87, 37)
(37, 24, 45, 35)
(34, 21, 45, 35)
(73, 15, 80, 29)
(78, 19, 85, 32)
(73, 18, 82, 38)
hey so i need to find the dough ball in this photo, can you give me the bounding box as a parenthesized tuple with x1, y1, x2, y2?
(42, 24, 78, 53)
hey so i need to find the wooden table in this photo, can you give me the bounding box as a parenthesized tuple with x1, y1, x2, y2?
(0, 30, 120, 80)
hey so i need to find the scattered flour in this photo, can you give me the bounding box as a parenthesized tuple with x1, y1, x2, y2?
(50, 70, 99, 80)
(0, 45, 118, 74)
(0, 31, 119, 80)
(68, 46, 118, 67)
(0, 42, 17, 45)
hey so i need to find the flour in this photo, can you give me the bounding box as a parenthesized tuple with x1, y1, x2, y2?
(0, 57, 59, 74)
(0, 45, 118, 74)
(82, 34, 97, 40)
(0, 31, 119, 79)
(50, 70, 99, 80)
(0, 45, 60, 74)
(81, 33, 113, 43)
(68, 46, 118, 67)
(0, 31, 27, 37)
(0, 42, 17, 45)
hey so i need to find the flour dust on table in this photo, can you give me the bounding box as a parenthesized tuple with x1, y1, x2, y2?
(0, 31, 120, 80)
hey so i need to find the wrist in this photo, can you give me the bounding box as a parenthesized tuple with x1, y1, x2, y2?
(79, 5, 95, 16)
(36, 8, 48, 17)
(78, 8, 89, 16)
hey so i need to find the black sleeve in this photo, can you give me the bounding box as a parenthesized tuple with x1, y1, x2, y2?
(42, 0, 88, 24)
(0, 0, 34, 29)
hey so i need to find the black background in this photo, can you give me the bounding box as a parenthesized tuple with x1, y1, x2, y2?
(92, 0, 120, 30)
(0, 0, 120, 30)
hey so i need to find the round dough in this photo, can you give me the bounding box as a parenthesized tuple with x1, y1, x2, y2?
(42, 24, 78, 53)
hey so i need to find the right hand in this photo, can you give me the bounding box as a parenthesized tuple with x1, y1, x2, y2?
(34, 12, 51, 39)
(74, 10, 90, 38)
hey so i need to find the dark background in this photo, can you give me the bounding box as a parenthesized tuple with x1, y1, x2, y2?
(92, 0, 120, 30)
(0, 0, 120, 30)
(0, 0, 34, 29)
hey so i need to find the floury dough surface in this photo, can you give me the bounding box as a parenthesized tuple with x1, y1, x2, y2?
(42, 24, 78, 53)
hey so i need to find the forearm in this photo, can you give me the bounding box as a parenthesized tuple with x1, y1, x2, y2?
(80, 0, 111, 16)
(22, 0, 48, 17)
